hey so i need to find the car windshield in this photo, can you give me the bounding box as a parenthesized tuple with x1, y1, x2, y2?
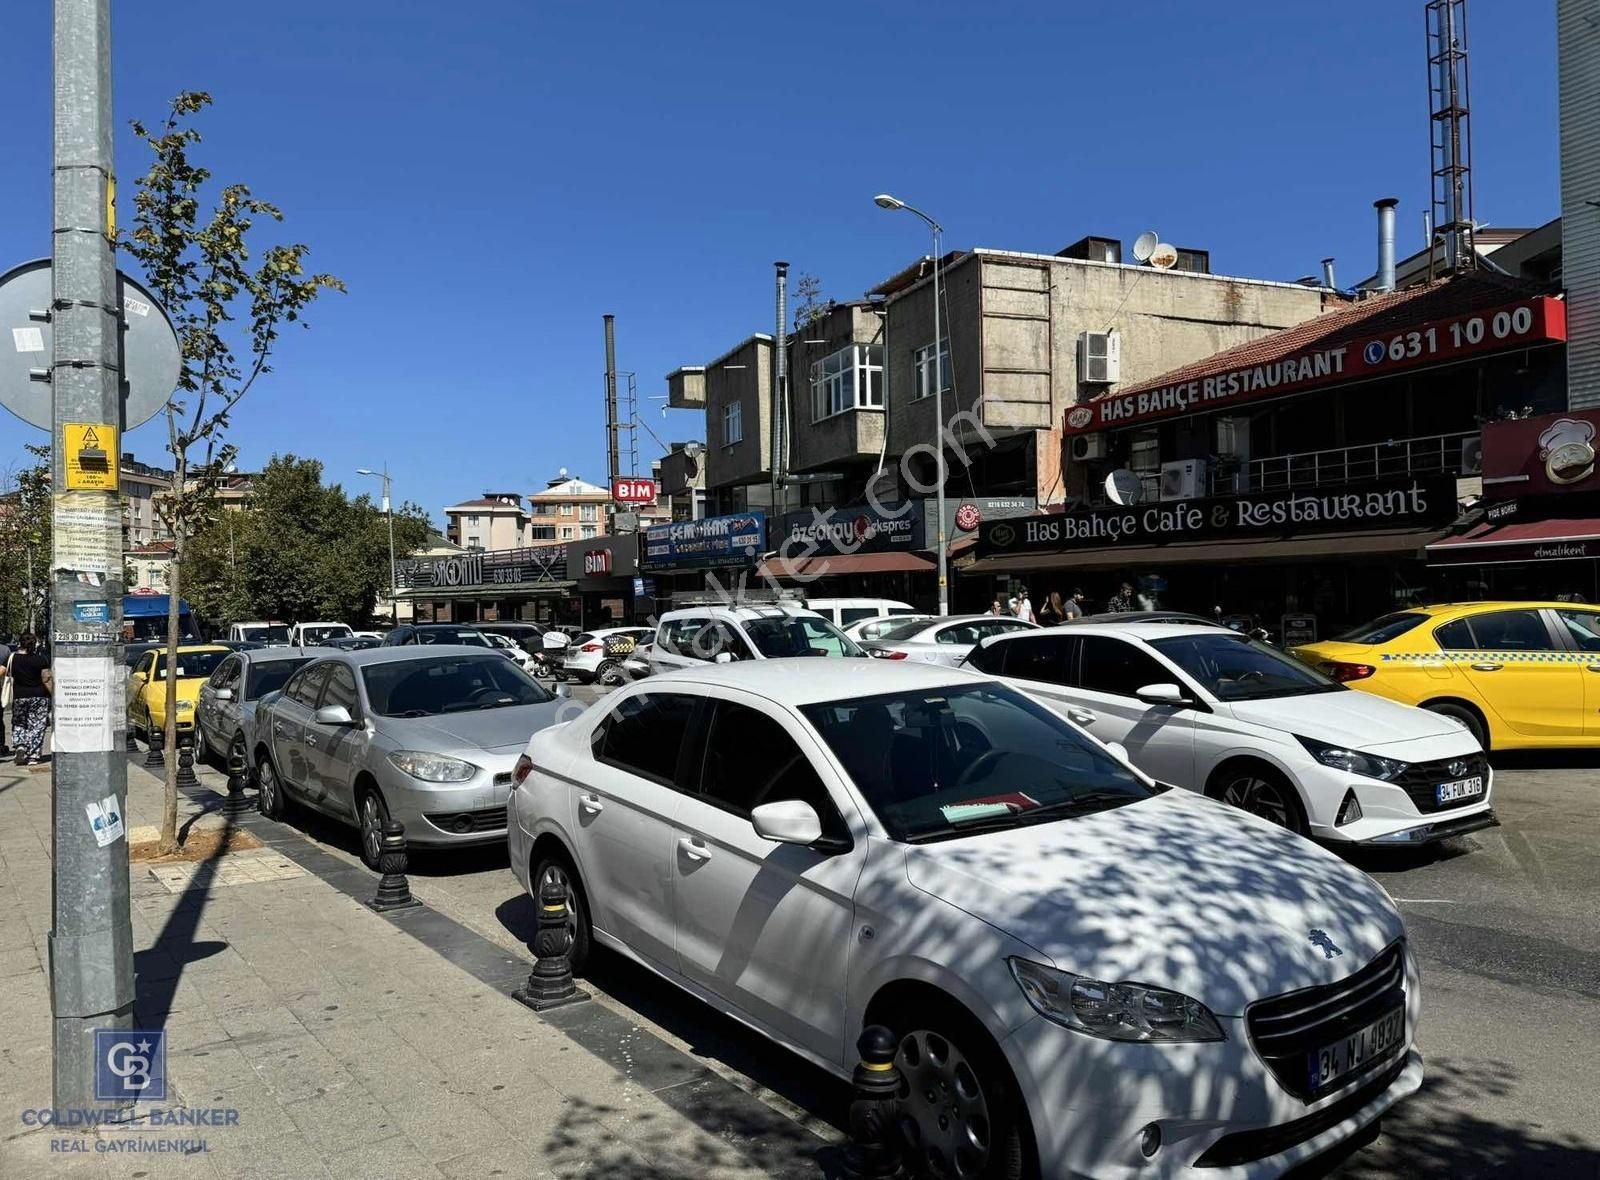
(801, 683, 1157, 842)
(744, 616, 862, 658)
(419, 628, 490, 647)
(874, 617, 937, 643)
(302, 625, 351, 643)
(1333, 612, 1428, 644)
(1149, 633, 1342, 700)
(361, 655, 553, 717)
(241, 624, 291, 643)
(246, 659, 310, 699)
(859, 615, 931, 641)
(150, 650, 228, 681)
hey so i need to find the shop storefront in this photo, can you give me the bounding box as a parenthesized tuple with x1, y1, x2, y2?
(1427, 408, 1600, 602)
(639, 510, 766, 603)
(971, 478, 1458, 641)
(566, 535, 647, 627)
(397, 547, 574, 626)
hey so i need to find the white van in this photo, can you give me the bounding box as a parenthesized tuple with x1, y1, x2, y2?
(290, 621, 354, 647)
(228, 621, 291, 646)
(803, 597, 918, 628)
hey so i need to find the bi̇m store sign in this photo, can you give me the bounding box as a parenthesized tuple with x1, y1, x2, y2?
(977, 477, 1458, 556)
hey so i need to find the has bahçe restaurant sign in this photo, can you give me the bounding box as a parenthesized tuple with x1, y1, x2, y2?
(1064, 296, 1566, 435)
(978, 477, 1457, 556)
(642, 510, 766, 569)
(397, 546, 568, 589)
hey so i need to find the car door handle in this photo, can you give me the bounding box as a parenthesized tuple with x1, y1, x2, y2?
(304, 735, 318, 748)
(1470, 663, 1503, 672)
(1067, 709, 1097, 725)
(578, 793, 604, 814)
(677, 837, 710, 862)
(1588, 664, 1600, 674)
(273, 722, 286, 733)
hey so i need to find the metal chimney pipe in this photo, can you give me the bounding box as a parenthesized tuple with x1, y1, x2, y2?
(603, 314, 619, 530)
(1375, 198, 1399, 292)
(771, 262, 789, 533)
(1320, 257, 1337, 289)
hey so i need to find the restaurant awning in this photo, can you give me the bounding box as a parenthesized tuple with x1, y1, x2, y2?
(395, 581, 577, 599)
(966, 527, 1445, 574)
(756, 551, 937, 579)
(1427, 518, 1600, 565)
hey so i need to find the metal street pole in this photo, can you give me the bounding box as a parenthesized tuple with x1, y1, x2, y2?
(50, 0, 135, 1115)
(874, 195, 948, 615)
(358, 465, 398, 622)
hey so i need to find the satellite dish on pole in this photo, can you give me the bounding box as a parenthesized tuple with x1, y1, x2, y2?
(0, 258, 180, 433)
(1131, 232, 1159, 264)
(1148, 243, 1180, 270)
(1105, 469, 1144, 505)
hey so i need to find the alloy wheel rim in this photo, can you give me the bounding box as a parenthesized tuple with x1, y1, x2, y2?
(895, 1029, 992, 1179)
(259, 763, 277, 812)
(362, 797, 383, 863)
(599, 662, 622, 685)
(1224, 776, 1291, 829)
(539, 864, 580, 943)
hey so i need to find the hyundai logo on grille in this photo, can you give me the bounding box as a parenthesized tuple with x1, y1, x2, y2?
(1307, 929, 1343, 959)
(1447, 760, 1469, 778)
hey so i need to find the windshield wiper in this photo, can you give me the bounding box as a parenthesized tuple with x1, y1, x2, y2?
(388, 709, 432, 718)
(1015, 790, 1144, 822)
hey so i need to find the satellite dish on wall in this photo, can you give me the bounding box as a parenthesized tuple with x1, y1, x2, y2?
(1105, 469, 1144, 505)
(1148, 243, 1180, 270)
(1131, 232, 1159, 264)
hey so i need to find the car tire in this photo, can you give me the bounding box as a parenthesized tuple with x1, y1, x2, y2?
(1425, 702, 1489, 752)
(886, 1000, 1031, 1180)
(1211, 763, 1309, 836)
(595, 660, 625, 687)
(357, 788, 390, 872)
(532, 850, 593, 977)
(256, 753, 289, 821)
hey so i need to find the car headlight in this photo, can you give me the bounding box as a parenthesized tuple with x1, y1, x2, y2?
(386, 751, 477, 783)
(1295, 735, 1406, 781)
(1008, 958, 1224, 1043)
(176, 700, 193, 712)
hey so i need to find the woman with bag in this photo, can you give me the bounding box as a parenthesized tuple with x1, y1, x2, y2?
(7, 634, 52, 766)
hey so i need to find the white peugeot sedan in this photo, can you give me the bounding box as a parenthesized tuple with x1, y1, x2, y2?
(965, 622, 1495, 847)
(509, 661, 1422, 1178)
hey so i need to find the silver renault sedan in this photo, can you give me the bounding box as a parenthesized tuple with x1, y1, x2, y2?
(252, 646, 571, 867)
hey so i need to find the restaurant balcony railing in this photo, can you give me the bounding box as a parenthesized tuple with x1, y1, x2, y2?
(1209, 430, 1478, 495)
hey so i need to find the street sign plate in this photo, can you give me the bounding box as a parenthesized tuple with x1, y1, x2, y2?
(0, 258, 180, 432)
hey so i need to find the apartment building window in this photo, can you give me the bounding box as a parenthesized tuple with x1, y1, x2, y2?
(914, 338, 952, 401)
(466, 537, 483, 550)
(1129, 427, 1161, 500)
(579, 504, 598, 522)
(810, 345, 885, 420)
(560, 526, 575, 539)
(466, 514, 481, 526)
(722, 400, 743, 445)
(580, 525, 598, 538)
(529, 525, 556, 540)
(559, 503, 575, 516)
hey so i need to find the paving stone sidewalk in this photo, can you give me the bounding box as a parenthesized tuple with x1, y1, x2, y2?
(0, 753, 834, 1179)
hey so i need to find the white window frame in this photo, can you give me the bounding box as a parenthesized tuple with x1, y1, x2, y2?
(579, 504, 598, 523)
(560, 526, 575, 539)
(723, 400, 744, 445)
(914, 338, 952, 401)
(810, 345, 884, 420)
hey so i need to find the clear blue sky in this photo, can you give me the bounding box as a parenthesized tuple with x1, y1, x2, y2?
(0, 0, 1557, 528)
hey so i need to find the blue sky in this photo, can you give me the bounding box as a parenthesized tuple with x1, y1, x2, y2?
(0, 1, 1557, 527)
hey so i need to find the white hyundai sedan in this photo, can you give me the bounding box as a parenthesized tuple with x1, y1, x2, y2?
(963, 622, 1496, 847)
(509, 661, 1422, 1178)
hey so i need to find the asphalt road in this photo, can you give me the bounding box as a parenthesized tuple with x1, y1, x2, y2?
(252, 679, 1600, 1178)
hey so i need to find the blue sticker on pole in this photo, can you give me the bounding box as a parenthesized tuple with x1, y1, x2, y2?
(72, 601, 110, 625)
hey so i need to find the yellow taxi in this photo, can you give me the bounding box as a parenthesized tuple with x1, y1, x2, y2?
(127, 644, 231, 745)
(1293, 602, 1600, 751)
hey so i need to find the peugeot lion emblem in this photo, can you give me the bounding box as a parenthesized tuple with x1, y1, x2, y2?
(1307, 929, 1343, 960)
(1448, 760, 1469, 778)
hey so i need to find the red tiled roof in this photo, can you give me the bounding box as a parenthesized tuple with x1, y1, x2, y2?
(1102, 271, 1553, 403)
(447, 498, 524, 511)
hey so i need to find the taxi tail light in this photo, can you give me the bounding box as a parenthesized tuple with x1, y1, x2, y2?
(1322, 661, 1375, 683)
(512, 753, 534, 785)
(874, 650, 908, 660)
(579, 642, 602, 653)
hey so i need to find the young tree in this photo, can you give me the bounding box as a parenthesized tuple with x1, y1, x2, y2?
(121, 92, 343, 853)
(793, 272, 828, 333)
(0, 445, 52, 635)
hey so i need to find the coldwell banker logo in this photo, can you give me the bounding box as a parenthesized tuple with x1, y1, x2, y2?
(94, 1029, 166, 1102)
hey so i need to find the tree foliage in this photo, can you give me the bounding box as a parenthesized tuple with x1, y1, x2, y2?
(793, 272, 828, 332)
(182, 456, 432, 627)
(0, 444, 52, 635)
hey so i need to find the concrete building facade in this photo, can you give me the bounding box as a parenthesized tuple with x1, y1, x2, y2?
(444, 492, 528, 551)
(528, 475, 609, 543)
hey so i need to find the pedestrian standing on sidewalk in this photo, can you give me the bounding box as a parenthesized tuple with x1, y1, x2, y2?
(1013, 586, 1036, 625)
(8, 634, 52, 766)
(0, 635, 12, 757)
(1039, 591, 1068, 626)
(1107, 581, 1137, 613)
(1063, 589, 1086, 620)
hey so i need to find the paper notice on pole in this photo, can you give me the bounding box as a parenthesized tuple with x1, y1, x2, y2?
(53, 656, 118, 753)
(12, 326, 44, 353)
(85, 794, 126, 848)
(51, 492, 122, 577)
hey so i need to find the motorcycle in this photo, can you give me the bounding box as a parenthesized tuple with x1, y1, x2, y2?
(532, 630, 570, 680)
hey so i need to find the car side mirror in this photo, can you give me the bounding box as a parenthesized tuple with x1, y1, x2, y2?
(554, 683, 571, 699)
(314, 704, 356, 726)
(1135, 682, 1187, 706)
(713, 651, 735, 664)
(214, 687, 234, 702)
(750, 800, 822, 846)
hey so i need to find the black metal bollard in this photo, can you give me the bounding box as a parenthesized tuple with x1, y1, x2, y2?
(123, 727, 138, 753)
(143, 733, 164, 769)
(512, 876, 588, 1011)
(175, 745, 199, 789)
(367, 821, 423, 912)
(843, 1025, 906, 1180)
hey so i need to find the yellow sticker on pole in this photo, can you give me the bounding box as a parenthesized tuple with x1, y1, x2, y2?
(64, 422, 119, 490)
(106, 175, 116, 237)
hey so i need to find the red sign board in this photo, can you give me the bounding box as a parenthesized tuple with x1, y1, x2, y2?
(612, 477, 657, 505)
(1065, 295, 1566, 435)
(583, 549, 612, 576)
(1482, 407, 1600, 499)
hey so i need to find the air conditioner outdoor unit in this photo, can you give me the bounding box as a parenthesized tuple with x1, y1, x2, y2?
(1160, 458, 1208, 501)
(1078, 330, 1121, 384)
(1459, 437, 1483, 476)
(1070, 433, 1107, 461)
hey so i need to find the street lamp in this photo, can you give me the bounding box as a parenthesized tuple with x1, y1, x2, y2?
(874, 192, 949, 616)
(356, 465, 397, 623)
